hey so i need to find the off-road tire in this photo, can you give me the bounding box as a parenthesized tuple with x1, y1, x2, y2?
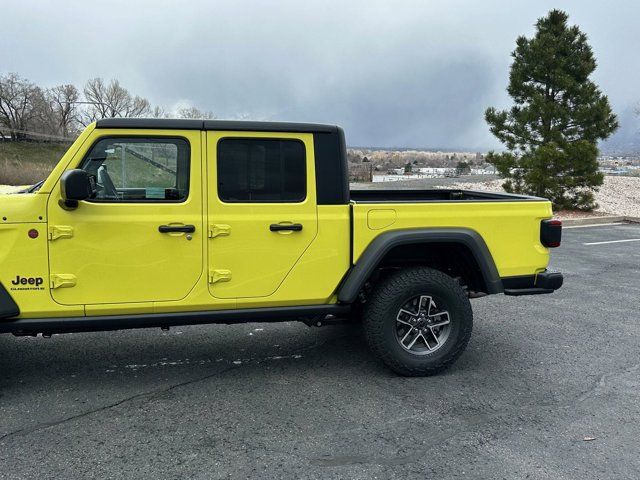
(363, 267, 473, 376)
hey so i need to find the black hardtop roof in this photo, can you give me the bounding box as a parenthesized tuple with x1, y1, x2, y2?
(95, 118, 339, 133)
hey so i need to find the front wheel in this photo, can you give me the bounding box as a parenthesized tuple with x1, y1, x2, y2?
(363, 267, 473, 376)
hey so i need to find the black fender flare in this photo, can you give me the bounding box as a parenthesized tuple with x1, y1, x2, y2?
(337, 228, 503, 303)
(0, 282, 20, 319)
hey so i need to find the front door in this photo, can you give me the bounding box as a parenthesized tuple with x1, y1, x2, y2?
(47, 132, 203, 306)
(206, 132, 318, 299)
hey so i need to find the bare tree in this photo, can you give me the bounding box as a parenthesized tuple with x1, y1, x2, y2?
(1, 73, 217, 140)
(47, 84, 80, 137)
(0, 73, 40, 140)
(176, 106, 215, 120)
(151, 105, 169, 118)
(123, 95, 151, 117)
(82, 77, 109, 122)
(28, 87, 57, 137)
(82, 78, 151, 124)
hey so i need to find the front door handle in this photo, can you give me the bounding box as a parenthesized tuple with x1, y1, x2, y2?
(270, 223, 303, 232)
(159, 224, 196, 233)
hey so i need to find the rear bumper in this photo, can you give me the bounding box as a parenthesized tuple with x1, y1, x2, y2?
(502, 270, 564, 296)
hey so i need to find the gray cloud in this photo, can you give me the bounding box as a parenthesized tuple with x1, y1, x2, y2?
(2, 0, 638, 149)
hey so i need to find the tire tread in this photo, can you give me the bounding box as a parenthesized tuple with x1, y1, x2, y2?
(363, 267, 473, 376)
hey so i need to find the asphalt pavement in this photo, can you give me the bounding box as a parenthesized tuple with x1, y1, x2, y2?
(1, 223, 639, 479)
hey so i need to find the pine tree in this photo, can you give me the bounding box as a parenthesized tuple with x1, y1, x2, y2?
(485, 9, 618, 210)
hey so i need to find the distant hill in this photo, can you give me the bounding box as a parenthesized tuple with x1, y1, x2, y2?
(600, 106, 640, 154)
(0, 142, 70, 185)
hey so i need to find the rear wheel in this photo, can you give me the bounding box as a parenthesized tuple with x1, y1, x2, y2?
(363, 267, 473, 376)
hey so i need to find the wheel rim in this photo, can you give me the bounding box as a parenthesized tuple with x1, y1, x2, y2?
(395, 295, 451, 355)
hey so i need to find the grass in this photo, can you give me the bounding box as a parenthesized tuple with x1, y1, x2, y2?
(0, 141, 178, 189)
(0, 141, 71, 185)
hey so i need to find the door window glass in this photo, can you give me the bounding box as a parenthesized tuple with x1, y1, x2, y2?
(80, 137, 190, 202)
(217, 138, 306, 202)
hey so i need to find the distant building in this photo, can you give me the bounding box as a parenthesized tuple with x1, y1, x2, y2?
(416, 167, 456, 176)
(470, 164, 497, 175)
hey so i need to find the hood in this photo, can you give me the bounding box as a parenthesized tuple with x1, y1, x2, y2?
(0, 193, 48, 224)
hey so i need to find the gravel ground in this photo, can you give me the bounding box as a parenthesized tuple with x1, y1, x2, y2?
(353, 175, 639, 218)
(591, 176, 640, 217)
(450, 176, 640, 217)
(0, 185, 22, 194)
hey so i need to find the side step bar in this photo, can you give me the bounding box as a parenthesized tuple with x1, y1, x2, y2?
(0, 304, 352, 336)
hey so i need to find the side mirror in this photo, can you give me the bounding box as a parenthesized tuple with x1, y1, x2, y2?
(60, 169, 96, 209)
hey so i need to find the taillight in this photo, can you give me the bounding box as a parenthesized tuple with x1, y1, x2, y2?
(541, 219, 562, 248)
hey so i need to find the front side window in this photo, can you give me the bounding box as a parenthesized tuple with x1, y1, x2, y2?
(217, 138, 306, 202)
(80, 137, 190, 202)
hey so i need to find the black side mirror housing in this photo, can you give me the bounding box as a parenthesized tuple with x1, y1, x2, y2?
(60, 169, 96, 209)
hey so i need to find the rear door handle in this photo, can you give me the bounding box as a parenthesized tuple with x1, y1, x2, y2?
(269, 223, 303, 232)
(158, 224, 196, 233)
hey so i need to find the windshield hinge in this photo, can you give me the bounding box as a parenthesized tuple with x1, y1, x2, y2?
(50, 274, 77, 289)
(208, 269, 232, 284)
(208, 224, 231, 239)
(48, 225, 74, 241)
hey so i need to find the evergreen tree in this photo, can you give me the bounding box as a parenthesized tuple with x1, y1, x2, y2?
(455, 161, 470, 176)
(485, 9, 618, 210)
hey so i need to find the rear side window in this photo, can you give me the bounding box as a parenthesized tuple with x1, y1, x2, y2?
(80, 137, 190, 202)
(217, 138, 306, 202)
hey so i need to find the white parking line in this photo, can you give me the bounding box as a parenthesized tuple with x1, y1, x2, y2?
(583, 238, 640, 246)
(564, 223, 625, 229)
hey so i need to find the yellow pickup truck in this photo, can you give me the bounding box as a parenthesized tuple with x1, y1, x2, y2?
(0, 119, 563, 375)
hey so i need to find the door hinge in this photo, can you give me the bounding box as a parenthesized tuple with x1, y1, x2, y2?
(48, 225, 74, 241)
(208, 224, 231, 239)
(208, 269, 232, 284)
(50, 274, 77, 289)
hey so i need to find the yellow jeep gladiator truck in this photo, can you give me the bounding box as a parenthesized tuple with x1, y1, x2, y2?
(0, 119, 563, 376)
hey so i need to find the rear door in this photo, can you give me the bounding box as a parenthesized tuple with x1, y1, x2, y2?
(206, 132, 318, 299)
(47, 131, 203, 306)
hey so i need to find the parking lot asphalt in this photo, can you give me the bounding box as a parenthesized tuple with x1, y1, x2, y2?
(1, 223, 640, 479)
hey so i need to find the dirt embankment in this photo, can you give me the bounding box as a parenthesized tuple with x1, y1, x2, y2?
(0, 141, 69, 186)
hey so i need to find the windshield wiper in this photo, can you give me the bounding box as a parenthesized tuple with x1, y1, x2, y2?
(19, 180, 45, 193)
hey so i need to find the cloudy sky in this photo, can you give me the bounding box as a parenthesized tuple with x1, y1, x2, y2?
(2, 0, 638, 149)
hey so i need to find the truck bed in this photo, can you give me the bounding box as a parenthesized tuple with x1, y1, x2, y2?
(349, 188, 553, 279)
(350, 189, 541, 203)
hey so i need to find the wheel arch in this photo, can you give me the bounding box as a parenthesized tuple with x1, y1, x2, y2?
(337, 228, 503, 303)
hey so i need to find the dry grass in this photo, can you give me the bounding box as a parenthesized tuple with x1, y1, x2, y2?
(0, 141, 70, 185)
(0, 158, 57, 185)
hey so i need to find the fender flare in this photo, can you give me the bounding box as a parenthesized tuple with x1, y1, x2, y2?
(0, 282, 20, 319)
(337, 228, 503, 303)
